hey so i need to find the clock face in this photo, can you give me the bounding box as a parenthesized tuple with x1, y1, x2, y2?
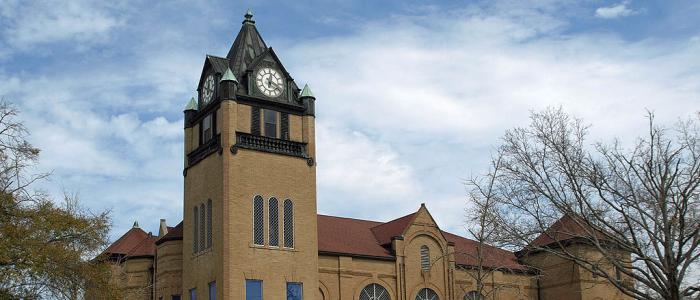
(202, 74, 215, 105)
(256, 67, 284, 97)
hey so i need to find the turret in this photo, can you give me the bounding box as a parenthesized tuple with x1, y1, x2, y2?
(219, 68, 238, 100)
(299, 83, 316, 116)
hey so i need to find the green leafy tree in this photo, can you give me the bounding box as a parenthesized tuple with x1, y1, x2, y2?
(0, 101, 118, 299)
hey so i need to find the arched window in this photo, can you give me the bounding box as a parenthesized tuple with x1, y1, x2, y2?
(283, 199, 294, 248)
(253, 196, 264, 245)
(193, 206, 199, 253)
(464, 291, 485, 300)
(206, 199, 213, 249)
(415, 288, 438, 300)
(269, 197, 279, 247)
(420, 245, 430, 271)
(359, 283, 390, 300)
(200, 203, 205, 250)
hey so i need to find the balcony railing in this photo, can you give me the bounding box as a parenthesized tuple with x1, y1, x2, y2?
(187, 134, 221, 166)
(235, 132, 307, 158)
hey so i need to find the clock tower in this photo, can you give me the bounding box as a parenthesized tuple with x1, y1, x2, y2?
(182, 10, 317, 299)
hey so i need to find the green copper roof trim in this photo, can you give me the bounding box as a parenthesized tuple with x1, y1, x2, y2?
(299, 84, 315, 98)
(220, 68, 238, 83)
(185, 97, 197, 110)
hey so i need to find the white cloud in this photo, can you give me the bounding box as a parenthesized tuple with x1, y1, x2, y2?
(286, 4, 699, 234)
(1, 0, 124, 50)
(595, 1, 637, 19)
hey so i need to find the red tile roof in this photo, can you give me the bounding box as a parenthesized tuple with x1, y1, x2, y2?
(102, 227, 157, 258)
(319, 213, 528, 271)
(370, 213, 416, 246)
(527, 215, 599, 249)
(104, 212, 528, 270)
(318, 215, 393, 258)
(156, 221, 183, 245)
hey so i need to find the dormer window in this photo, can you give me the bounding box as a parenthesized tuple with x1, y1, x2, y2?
(201, 114, 213, 144)
(263, 109, 277, 138)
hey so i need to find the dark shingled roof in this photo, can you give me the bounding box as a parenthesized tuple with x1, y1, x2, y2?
(206, 55, 230, 75)
(226, 20, 268, 79)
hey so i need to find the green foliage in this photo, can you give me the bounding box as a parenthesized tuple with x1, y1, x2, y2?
(0, 101, 118, 299)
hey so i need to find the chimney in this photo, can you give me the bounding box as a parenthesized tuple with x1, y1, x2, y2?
(158, 219, 168, 237)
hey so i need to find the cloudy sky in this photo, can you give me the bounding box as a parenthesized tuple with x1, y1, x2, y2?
(0, 0, 698, 240)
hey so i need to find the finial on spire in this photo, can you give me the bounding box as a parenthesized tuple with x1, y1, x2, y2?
(243, 9, 255, 24)
(133, 220, 140, 228)
(299, 84, 315, 99)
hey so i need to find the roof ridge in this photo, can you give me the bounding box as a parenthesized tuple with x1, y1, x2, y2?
(318, 214, 383, 224)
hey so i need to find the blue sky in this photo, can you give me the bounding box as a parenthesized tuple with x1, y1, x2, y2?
(0, 0, 699, 240)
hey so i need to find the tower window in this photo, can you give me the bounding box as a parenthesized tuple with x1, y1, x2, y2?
(206, 199, 213, 249)
(286, 282, 302, 300)
(245, 280, 262, 300)
(420, 245, 430, 271)
(208, 281, 216, 300)
(269, 198, 279, 247)
(193, 206, 199, 253)
(283, 199, 294, 248)
(264, 109, 277, 138)
(201, 113, 213, 144)
(200, 203, 206, 251)
(253, 196, 264, 246)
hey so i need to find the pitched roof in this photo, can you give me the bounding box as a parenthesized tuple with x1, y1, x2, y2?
(370, 213, 416, 246)
(320, 212, 528, 271)
(104, 212, 527, 270)
(226, 15, 268, 79)
(102, 227, 157, 259)
(318, 215, 393, 259)
(527, 215, 599, 249)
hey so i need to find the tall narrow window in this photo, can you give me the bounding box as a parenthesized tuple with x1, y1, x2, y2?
(283, 199, 294, 248)
(420, 245, 430, 271)
(269, 198, 279, 247)
(201, 114, 213, 144)
(193, 206, 199, 253)
(208, 281, 216, 300)
(189, 288, 197, 300)
(253, 196, 264, 245)
(286, 282, 302, 300)
(200, 203, 205, 251)
(264, 109, 277, 138)
(245, 280, 263, 300)
(206, 199, 213, 249)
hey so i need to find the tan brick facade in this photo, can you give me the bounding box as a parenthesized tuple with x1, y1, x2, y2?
(101, 11, 633, 300)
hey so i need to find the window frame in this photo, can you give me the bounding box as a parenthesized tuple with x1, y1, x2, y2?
(200, 113, 215, 145)
(245, 279, 263, 300)
(286, 282, 303, 300)
(253, 196, 265, 246)
(206, 199, 213, 249)
(263, 109, 278, 138)
(269, 197, 279, 247)
(283, 199, 294, 248)
(193, 206, 199, 253)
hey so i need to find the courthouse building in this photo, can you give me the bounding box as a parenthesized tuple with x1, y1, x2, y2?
(101, 11, 632, 300)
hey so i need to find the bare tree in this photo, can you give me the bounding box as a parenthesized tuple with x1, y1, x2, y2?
(461, 156, 539, 300)
(468, 107, 700, 300)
